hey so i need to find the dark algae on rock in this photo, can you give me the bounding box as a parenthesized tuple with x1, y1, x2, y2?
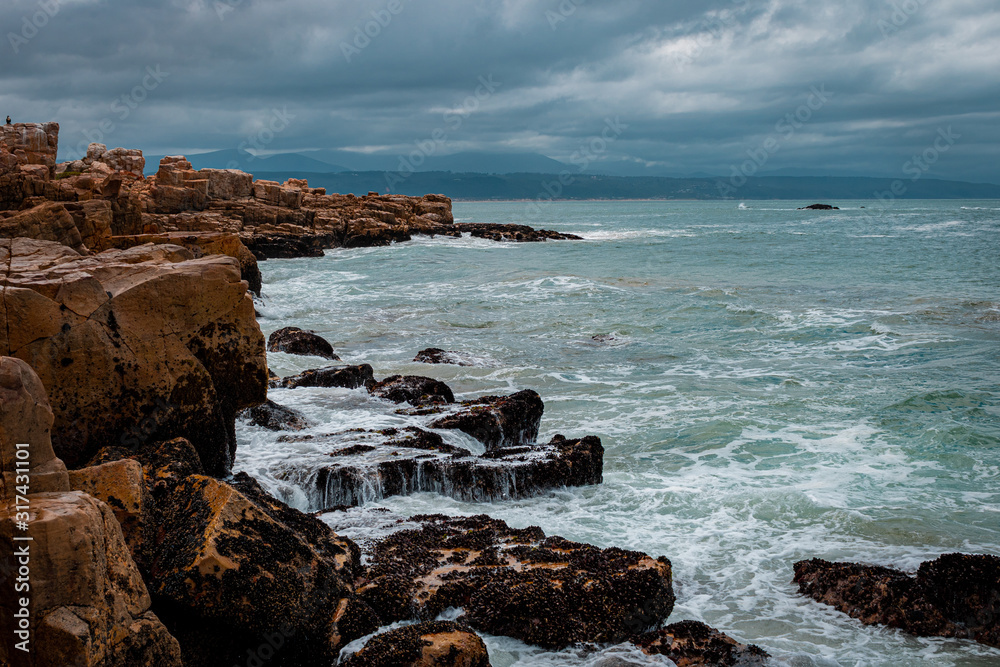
(793, 553, 1000, 648)
(342, 621, 491, 667)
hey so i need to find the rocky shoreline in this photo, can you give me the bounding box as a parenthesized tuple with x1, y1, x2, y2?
(2, 123, 997, 666)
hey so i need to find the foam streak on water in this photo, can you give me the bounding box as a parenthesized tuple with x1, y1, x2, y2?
(237, 200, 1000, 666)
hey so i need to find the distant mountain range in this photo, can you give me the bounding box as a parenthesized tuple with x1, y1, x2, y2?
(139, 149, 1000, 200)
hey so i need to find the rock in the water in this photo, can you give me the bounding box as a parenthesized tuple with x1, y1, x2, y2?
(343, 621, 491, 667)
(239, 398, 312, 431)
(370, 374, 455, 406)
(430, 390, 543, 451)
(453, 222, 583, 242)
(281, 431, 602, 509)
(274, 364, 376, 390)
(0, 356, 182, 667)
(635, 621, 770, 666)
(793, 554, 1000, 647)
(0, 239, 267, 476)
(414, 347, 476, 366)
(798, 203, 839, 210)
(358, 514, 674, 649)
(268, 326, 340, 359)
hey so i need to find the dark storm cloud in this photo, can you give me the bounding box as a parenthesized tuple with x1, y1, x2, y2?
(2, 0, 998, 181)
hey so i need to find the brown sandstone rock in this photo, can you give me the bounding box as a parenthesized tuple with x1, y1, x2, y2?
(343, 621, 490, 667)
(0, 356, 181, 667)
(268, 326, 339, 359)
(0, 122, 59, 177)
(0, 201, 88, 253)
(0, 238, 267, 475)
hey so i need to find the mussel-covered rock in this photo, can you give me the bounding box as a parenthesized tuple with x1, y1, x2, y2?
(342, 621, 490, 667)
(635, 621, 770, 666)
(267, 326, 340, 360)
(369, 374, 455, 406)
(273, 364, 376, 390)
(793, 553, 1000, 647)
(429, 390, 543, 451)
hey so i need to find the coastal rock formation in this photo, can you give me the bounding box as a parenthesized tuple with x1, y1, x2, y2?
(238, 399, 313, 431)
(0, 238, 267, 475)
(0, 356, 182, 667)
(273, 364, 376, 390)
(369, 374, 456, 406)
(635, 621, 770, 666)
(268, 326, 339, 359)
(793, 554, 1000, 647)
(430, 390, 544, 451)
(798, 204, 839, 210)
(414, 347, 477, 366)
(358, 514, 674, 648)
(453, 223, 583, 242)
(0, 121, 59, 176)
(342, 621, 490, 667)
(289, 430, 603, 509)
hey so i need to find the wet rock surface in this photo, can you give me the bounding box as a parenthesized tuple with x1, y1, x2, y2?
(798, 203, 839, 210)
(453, 223, 583, 242)
(793, 553, 1000, 647)
(357, 514, 675, 649)
(635, 621, 770, 666)
(279, 429, 603, 509)
(414, 347, 478, 366)
(239, 398, 312, 431)
(430, 390, 544, 451)
(268, 326, 339, 359)
(370, 374, 456, 406)
(342, 621, 491, 667)
(273, 363, 376, 390)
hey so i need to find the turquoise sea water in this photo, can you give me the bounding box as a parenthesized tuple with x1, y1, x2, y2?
(238, 200, 1000, 666)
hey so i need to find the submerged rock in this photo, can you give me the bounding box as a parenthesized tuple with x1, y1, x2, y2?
(369, 374, 455, 406)
(793, 553, 1000, 647)
(453, 222, 583, 242)
(798, 203, 839, 210)
(635, 621, 770, 666)
(414, 347, 477, 366)
(358, 514, 674, 648)
(282, 430, 602, 509)
(274, 364, 376, 390)
(239, 398, 312, 431)
(430, 390, 544, 451)
(342, 621, 490, 667)
(268, 326, 340, 360)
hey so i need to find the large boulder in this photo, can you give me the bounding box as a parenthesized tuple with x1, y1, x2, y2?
(0, 122, 59, 177)
(0, 356, 182, 667)
(430, 390, 544, 450)
(635, 621, 770, 666)
(358, 514, 674, 648)
(0, 238, 267, 475)
(342, 621, 490, 667)
(369, 375, 455, 406)
(274, 364, 376, 390)
(794, 554, 1000, 648)
(0, 201, 88, 253)
(267, 326, 339, 359)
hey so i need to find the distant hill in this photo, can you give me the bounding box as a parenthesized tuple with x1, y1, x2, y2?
(304, 150, 570, 175)
(250, 170, 1000, 201)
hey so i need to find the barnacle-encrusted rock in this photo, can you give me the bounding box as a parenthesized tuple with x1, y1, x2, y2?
(369, 374, 455, 406)
(635, 621, 770, 666)
(273, 364, 376, 390)
(239, 398, 312, 431)
(267, 326, 339, 359)
(358, 514, 674, 649)
(429, 390, 544, 451)
(342, 621, 491, 667)
(794, 554, 1000, 647)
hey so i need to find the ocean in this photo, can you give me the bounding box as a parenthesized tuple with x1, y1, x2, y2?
(237, 200, 1000, 666)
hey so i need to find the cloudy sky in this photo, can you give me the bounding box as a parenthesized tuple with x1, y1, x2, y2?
(3, 0, 999, 182)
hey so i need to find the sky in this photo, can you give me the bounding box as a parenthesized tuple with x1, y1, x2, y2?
(2, 0, 999, 182)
